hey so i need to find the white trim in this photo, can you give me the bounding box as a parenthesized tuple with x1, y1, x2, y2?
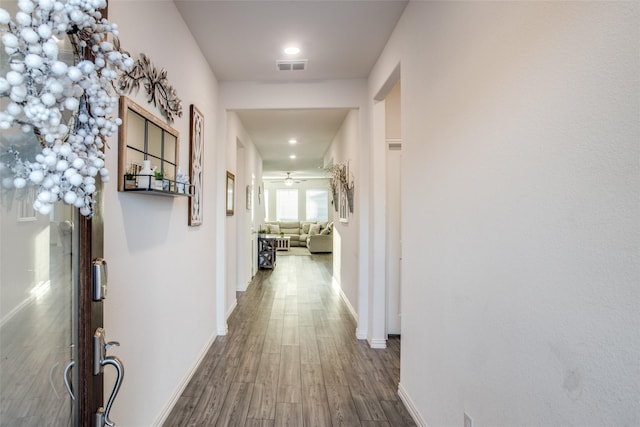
(153, 332, 217, 426)
(369, 338, 387, 349)
(226, 299, 238, 319)
(332, 276, 367, 340)
(398, 382, 429, 427)
(218, 299, 238, 335)
(355, 328, 367, 340)
(332, 276, 358, 324)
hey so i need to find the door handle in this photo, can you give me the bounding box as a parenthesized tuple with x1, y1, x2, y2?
(93, 328, 124, 427)
(98, 355, 124, 427)
(63, 360, 75, 401)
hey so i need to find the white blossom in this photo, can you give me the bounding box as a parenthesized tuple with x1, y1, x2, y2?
(0, 0, 133, 217)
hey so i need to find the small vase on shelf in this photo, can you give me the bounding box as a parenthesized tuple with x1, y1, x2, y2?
(137, 160, 153, 189)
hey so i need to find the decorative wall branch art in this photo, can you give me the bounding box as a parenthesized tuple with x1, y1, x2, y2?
(327, 160, 354, 216)
(326, 161, 339, 212)
(344, 161, 354, 213)
(188, 105, 203, 226)
(0, 0, 133, 217)
(118, 53, 183, 123)
(339, 183, 349, 223)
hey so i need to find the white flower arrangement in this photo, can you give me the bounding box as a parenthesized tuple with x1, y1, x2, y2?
(0, 0, 133, 217)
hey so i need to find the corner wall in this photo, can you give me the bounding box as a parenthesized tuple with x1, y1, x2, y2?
(105, 2, 220, 425)
(369, 2, 639, 426)
(324, 109, 361, 325)
(226, 112, 264, 296)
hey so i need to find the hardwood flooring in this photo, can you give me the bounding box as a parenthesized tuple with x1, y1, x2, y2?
(164, 254, 415, 427)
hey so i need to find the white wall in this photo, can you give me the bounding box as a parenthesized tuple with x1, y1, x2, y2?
(324, 109, 361, 327)
(385, 81, 401, 141)
(369, 2, 640, 426)
(105, 2, 220, 425)
(226, 112, 264, 296)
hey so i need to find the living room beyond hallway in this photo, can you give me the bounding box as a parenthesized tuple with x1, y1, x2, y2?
(164, 254, 414, 426)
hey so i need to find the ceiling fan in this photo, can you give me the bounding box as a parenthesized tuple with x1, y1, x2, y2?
(272, 172, 305, 186)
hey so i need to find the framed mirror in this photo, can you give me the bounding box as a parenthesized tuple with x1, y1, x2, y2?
(226, 171, 235, 216)
(118, 97, 180, 193)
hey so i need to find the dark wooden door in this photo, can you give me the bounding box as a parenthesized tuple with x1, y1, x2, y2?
(0, 2, 120, 423)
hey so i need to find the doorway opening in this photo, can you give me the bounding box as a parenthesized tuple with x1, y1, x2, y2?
(385, 81, 402, 337)
(227, 108, 354, 290)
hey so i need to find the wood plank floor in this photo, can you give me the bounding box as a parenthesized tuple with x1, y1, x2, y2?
(163, 254, 415, 427)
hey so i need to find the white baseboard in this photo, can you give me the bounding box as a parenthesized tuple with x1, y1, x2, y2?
(216, 300, 236, 336)
(356, 328, 368, 340)
(217, 324, 228, 336)
(398, 382, 429, 427)
(332, 277, 358, 325)
(369, 338, 387, 349)
(237, 278, 251, 292)
(226, 300, 237, 320)
(153, 332, 218, 426)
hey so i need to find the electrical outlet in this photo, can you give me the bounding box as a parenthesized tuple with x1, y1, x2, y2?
(464, 413, 473, 427)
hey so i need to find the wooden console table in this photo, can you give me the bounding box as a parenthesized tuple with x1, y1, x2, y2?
(258, 235, 277, 269)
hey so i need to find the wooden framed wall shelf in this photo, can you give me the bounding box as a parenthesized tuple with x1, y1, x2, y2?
(118, 96, 193, 197)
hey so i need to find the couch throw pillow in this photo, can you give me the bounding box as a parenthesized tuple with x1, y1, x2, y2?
(269, 224, 280, 234)
(301, 222, 314, 234)
(320, 226, 331, 235)
(309, 223, 321, 235)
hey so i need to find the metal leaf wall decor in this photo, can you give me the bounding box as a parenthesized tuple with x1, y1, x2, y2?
(118, 53, 183, 123)
(327, 161, 355, 214)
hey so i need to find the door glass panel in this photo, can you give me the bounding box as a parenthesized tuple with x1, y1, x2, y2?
(0, 186, 79, 425)
(0, 2, 79, 424)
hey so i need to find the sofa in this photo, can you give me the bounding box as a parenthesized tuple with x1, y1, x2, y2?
(264, 221, 333, 253)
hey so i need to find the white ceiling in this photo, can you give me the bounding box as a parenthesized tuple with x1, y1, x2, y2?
(174, 0, 408, 178)
(235, 108, 352, 180)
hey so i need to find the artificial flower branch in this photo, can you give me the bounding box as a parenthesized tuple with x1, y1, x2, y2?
(0, 0, 133, 217)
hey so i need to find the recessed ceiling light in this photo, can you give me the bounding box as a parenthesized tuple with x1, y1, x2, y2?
(289, 154, 296, 159)
(284, 46, 300, 55)
(288, 139, 297, 144)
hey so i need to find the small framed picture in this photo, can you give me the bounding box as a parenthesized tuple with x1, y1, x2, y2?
(226, 171, 235, 216)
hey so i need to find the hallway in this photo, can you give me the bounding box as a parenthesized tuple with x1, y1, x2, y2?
(163, 254, 415, 426)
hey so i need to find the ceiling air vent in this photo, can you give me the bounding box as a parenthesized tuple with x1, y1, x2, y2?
(277, 59, 307, 71)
